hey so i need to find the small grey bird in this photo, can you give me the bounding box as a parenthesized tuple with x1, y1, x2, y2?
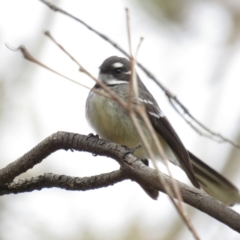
(86, 56, 240, 205)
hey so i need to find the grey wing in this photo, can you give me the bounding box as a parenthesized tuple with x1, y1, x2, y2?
(138, 81, 200, 188)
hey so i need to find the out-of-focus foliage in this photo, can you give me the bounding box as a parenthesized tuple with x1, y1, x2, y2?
(132, 0, 240, 86)
(223, 128, 240, 180)
(133, 0, 240, 44)
(132, 0, 190, 25)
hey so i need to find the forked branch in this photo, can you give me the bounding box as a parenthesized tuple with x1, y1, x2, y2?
(0, 132, 239, 232)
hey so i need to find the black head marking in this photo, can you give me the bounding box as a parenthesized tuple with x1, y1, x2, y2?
(99, 56, 131, 81)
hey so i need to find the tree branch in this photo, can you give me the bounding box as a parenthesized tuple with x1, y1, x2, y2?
(0, 171, 127, 194)
(0, 132, 125, 184)
(0, 132, 239, 232)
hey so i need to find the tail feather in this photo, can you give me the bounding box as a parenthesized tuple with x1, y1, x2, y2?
(188, 151, 240, 206)
(142, 187, 159, 200)
(140, 159, 159, 200)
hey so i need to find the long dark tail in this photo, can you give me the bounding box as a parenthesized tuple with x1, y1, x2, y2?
(188, 151, 240, 206)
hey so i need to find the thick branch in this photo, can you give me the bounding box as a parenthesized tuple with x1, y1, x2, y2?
(0, 132, 239, 232)
(0, 132, 126, 184)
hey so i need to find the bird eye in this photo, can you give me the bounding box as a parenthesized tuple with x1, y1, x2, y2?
(113, 68, 122, 74)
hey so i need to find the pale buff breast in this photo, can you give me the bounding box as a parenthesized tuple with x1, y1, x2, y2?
(86, 90, 179, 165)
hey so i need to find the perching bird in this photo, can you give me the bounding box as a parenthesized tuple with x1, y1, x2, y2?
(86, 56, 240, 206)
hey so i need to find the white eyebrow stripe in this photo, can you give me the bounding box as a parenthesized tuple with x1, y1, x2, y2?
(149, 111, 165, 118)
(112, 62, 124, 68)
(138, 98, 153, 105)
(106, 79, 128, 85)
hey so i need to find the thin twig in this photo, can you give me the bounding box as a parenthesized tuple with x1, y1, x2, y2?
(135, 37, 144, 59)
(6, 44, 92, 92)
(169, 97, 240, 146)
(124, 10, 199, 240)
(126, 10, 182, 210)
(43, 32, 129, 110)
(125, 8, 136, 108)
(38, 0, 240, 149)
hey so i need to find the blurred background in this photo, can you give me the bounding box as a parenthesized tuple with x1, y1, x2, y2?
(0, 0, 240, 239)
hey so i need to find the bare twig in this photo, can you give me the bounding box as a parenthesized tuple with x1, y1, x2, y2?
(135, 37, 144, 59)
(43, 32, 130, 110)
(125, 10, 198, 238)
(125, 8, 137, 107)
(6, 44, 93, 92)
(124, 10, 199, 239)
(38, 0, 240, 149)
(137, 107, 202, 240)
(169, 97, 240, 147)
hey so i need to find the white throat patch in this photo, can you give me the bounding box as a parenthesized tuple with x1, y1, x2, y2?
(99, 73, 128, 85)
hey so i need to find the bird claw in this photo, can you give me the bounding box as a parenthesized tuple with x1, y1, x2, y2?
(87, 133, 99, 139)
(122, 144, 142, 159)
(141, 159, 149, 166)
